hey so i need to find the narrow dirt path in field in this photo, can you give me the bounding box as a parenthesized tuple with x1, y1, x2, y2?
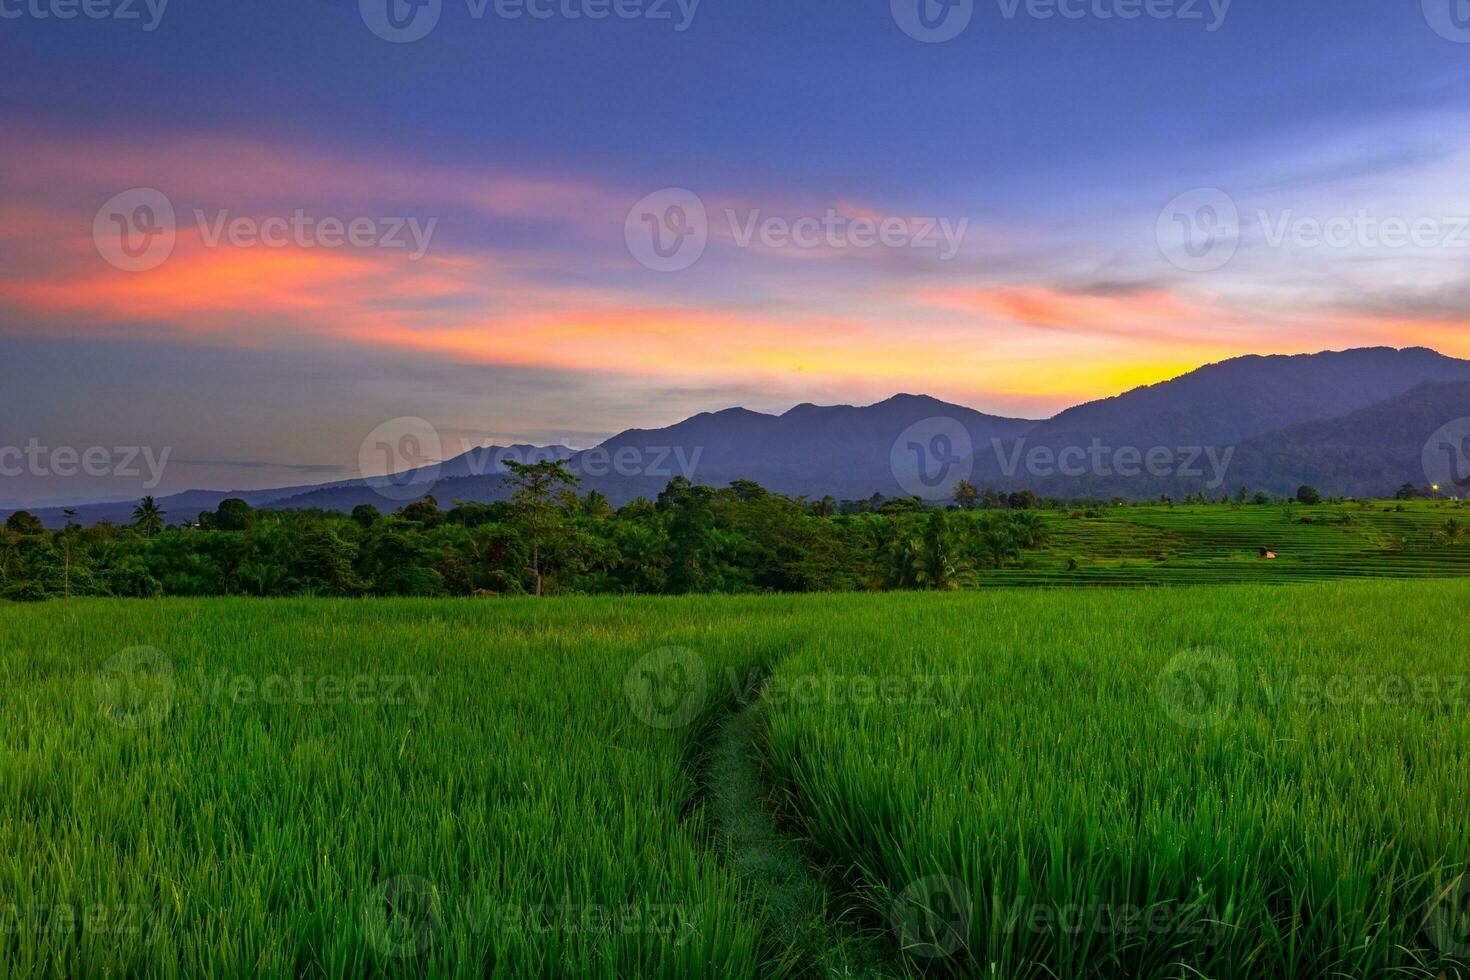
(702, 686, 901, 979)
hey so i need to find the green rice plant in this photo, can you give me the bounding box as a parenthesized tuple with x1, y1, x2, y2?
(0, 596, 806, 978)
(763, 582, 1470, 979)
(989, 501, 1470, 586)
(4, 583, 1468, 978)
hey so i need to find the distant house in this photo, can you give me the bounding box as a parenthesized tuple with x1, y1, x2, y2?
(1259, 548, 1277, 559)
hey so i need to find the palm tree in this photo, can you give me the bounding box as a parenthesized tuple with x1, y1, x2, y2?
(1435, 517, 1468, 548)
(580, 490, 614, 519)
(952, 480, 978, 511)
(912, 509, 970, 590)
(1012, 512, 1050, 549)
(881, 527, 923, 590)
(978, 524, 1020, 569)
(132, 496, 165, 538)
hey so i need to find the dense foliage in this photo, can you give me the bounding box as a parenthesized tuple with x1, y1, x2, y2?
(3, 465, 1465, 601)
(0, 471, 1053, 601)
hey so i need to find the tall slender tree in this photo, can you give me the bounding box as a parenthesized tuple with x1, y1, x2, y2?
(132, 496, 165, 538)
(952, 480, 978, 511)
(501, 460, 579, 596)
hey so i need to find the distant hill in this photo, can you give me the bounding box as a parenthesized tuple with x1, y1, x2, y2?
(9, 346, 1470, 526)
(1007, 345, 1470, 449)
(270, 395, 1036, 512)
(18, 445, 573, 527)
(575, 394, 1036, 500)
(271, 444, 573, 512)
(969, 346, 1470, 498)
(1222, 381, 1470, 498)
(15, 483, 357, 529)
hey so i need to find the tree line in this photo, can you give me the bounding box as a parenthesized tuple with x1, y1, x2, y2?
(5, 464, 1459, 601)
(0, 463, 1064, 601)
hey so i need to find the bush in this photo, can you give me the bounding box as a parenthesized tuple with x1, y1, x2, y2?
(2, 581, 49, 602)
(108, 557, 162, 598)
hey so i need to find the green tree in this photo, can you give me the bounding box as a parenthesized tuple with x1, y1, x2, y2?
(656, 476, 693, 513)
(1296, 485, 1322, 505)
(975, 518, 1020, 569)
(214, 498, 255, 531)
(351, 503, 381, 529)
(667, 484, 717, 594)
(131, 497, 165, 538)
(359, 526, 444, 596)
(5, 511, 45, 535)
(580, 490, 615, 519)
(291, 525, 360, 594)
(879, 521, 922, 589)
(726, 480, 768, 503)
(502, 460, 579, 596)
(1435, 518, 1469, 548)
(618, 497, 657, 520)
(914, 509, 967, 589)
(952, 480, 978, 511)
(1007, 489, 1040, 511)
(1012, 511, 1049, 549)
(398, 496, 445, 528)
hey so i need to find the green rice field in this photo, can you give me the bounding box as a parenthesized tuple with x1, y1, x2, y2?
(3, 581, 1468, 977)
(990, 500, 1470, 585)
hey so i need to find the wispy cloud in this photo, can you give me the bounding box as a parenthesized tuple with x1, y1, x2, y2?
(5, 117, 1470, 433)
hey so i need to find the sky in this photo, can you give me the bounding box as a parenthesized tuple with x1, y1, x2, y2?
(4, 0, 1470, 504)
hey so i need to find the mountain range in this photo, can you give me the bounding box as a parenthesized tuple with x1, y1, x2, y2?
(12, 346, 1470, 526)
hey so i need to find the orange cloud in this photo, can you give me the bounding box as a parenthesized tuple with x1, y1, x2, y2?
(915, 284, 1249, 341)
(5, 126, 1469, 423)
(0, 127, 627, 234)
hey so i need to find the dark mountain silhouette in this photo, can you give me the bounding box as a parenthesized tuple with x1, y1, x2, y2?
(277, 444, 574, 512)
(277, 395, 1036, 511)
(1009, 346, 1470, 450)
(966, 346, 1470, 497)
(580, 394, 1036, 499)
(18, 446, 572, 527)
(1221, 381, 1470, 498)
(10, 346, 1470, 527)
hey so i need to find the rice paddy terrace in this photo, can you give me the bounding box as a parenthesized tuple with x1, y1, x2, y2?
(991, 500, 1470, 585)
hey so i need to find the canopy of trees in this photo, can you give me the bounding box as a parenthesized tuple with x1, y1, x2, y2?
(0, 469, 1062, 601)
